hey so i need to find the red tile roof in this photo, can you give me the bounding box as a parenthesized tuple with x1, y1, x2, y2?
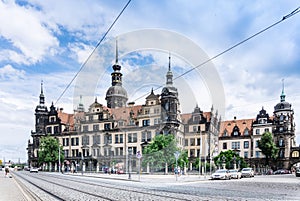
(220, 118, 254, 137)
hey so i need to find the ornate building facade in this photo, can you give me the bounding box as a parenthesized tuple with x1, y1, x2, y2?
(27, 55, 220, 173)
(219, 84, 298, 171)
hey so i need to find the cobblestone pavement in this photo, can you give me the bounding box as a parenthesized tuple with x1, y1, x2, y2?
(6, 170, 300, 201)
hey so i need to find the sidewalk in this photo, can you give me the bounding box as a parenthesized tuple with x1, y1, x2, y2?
(0, 170, 28, 201)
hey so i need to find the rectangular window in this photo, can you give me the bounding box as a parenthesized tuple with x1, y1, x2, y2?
(83, 125, 88, 132)
(71, 138, 75, 146)
(223, 142, 227, 149)
(231, 142, 240, 149)
(190, 138, 195, 146)
(132, 133, 137, 143)
(265, 128, 269, 132)
(128, 147, 137, 155)
(54, 126, 59, 134)
(50, 117, 55, 122)
(142, 119, 150, 127)
(255, 151, 260, 158)
(46, 127, 52, 134)
(244, 141, 249, 149)
(256, 129, 260, 135)
(142, 131, 152, 142)
(82, 136, 89, 145)
(89, 115, 93, 121)
(120, 134, 123, 143)
(93, 135, 100, 144)
(64, 150, 69, 157)
(244, 151, 248, 158)
(66, 138, 69, 146)
(193, 126, 197, 132)
(93, 124, 99, 131)
(104, 123, 110, 131)
(255, 140, 259, 148)
(185, 139, 188, 146)
(115, 135, 119, 144)
(76, 138, 79, 146)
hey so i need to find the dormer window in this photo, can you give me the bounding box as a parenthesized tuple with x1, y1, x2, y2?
(244, 128, 249, 136)
(233, 131, 238, 136)
(224, 130, 228, 136)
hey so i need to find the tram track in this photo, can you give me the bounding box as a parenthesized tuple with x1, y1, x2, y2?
(13, 171, 196, 201)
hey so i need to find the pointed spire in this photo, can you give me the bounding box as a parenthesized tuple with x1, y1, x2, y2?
(168, 52, 171, 71)
(280, 78, 286, 102)
(166, 52, 173, 86)
(115, 38, 119, 64)
(95, 97, 98, 103)
(39, 80, 45, 105)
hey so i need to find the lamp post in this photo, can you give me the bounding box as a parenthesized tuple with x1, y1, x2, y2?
(128, 148, 132, 180)
(58, 146, 61, 173)
(136, 151, 142, 181)
(199, 131, 202, 177)
(174, 151, 180, 181)
(222, 155, 226, 169)
(233, 156, 237, 170)
(81, 152, 84, 175)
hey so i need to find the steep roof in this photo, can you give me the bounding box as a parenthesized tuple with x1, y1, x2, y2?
(220, 118, 254, 137)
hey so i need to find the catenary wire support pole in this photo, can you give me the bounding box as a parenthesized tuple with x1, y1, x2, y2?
(58, 146, 61, 173)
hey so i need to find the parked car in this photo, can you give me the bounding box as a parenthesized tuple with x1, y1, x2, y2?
(211, 169, 231, 180)
(274, 169, 290, 174)
(229, 169, 241, 179)
(30, 167, 39, 173)
(241, 168, 254, 178)
(296, 168, 300, 177)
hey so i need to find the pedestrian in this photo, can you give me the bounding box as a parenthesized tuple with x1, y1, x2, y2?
(5, 167, 9, 177)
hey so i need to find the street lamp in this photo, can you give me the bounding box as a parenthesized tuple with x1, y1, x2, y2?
(233, 156, 237, 170)
(81, 152, 84, 175)
(174, 151, 180, 181)
(222, 155, 226, 169)
(128, 148, 132, 180)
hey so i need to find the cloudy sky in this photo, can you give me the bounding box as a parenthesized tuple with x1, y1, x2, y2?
(0, 0, 299, 163)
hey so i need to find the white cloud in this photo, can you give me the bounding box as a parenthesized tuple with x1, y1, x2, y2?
(0, 1, 59, 65)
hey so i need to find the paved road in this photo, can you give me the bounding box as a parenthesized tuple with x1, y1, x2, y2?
(5, 170, 300, 200)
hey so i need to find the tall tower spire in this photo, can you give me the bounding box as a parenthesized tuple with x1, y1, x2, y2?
(166, 52, 173, 86)
(280, 78, 286, 102)
(105, 40, 128, 108)
(115, 38, 119, 64)
(39, 80, 45, 105)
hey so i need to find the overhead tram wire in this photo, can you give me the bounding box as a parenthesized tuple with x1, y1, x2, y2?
(132, 6, 300, 103)
(54, 0, 132, 105)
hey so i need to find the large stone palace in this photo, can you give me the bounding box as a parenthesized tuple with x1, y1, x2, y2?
(27, 49, 300, 173)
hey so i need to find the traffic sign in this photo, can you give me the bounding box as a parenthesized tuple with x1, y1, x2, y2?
(136, 151, 142, 159)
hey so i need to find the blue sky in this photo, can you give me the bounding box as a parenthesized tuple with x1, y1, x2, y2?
(0, 0, 299, 162)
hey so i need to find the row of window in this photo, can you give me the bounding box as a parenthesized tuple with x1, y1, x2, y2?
(222, 141, 250, 150)
(255, 128, 270, 134)
(81, 118, 161, 132)
(63, 147, 136, 157)
(62, 132, 153, 146)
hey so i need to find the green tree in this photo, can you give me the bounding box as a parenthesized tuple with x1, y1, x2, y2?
(142, 134, 182, 172)
(38, 135, 64, 168)
(178, 150, 189, 169)
(257, 131, 278, 165)
(214, 150, 247, 170)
